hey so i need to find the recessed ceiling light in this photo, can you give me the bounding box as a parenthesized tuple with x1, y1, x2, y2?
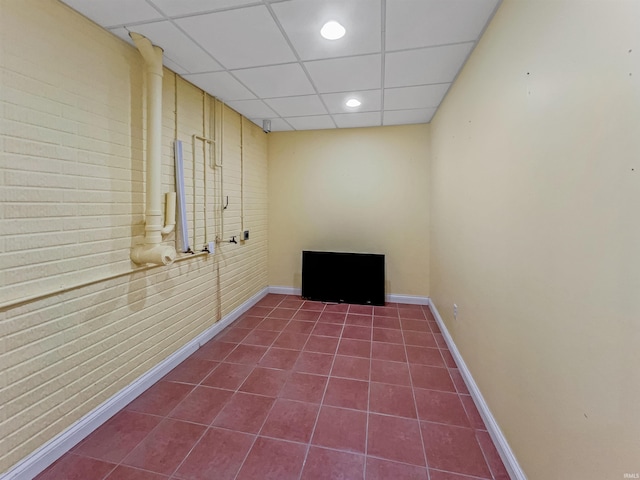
(345, 98, 361, 108)
(321, 21, 346, 40)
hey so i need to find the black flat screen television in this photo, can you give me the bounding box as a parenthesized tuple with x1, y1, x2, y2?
(301, 251, 385, 306)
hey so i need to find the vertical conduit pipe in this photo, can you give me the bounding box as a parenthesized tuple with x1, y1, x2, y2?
(130, 32, 176, 265)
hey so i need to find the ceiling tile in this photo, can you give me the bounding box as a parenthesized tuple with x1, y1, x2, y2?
(128, 21, 222, 74)
(386, 0, 499, 51)
(250, 118, 294, 132)
(305, 54, 381, 93)
(175, 5, 296, 69)
(383, 108, 436, 126)
(183, 72, 256, 101)
(232, 63, 315, 98)
(385, 43, 473, 88)
(61, 0, 162, 28)
(384, 84, 450, 110)
(286, 115, 336, 130)
(272, 0, 381, 61)
(226, 99, 277, 119)
(150, 0, 258, 17)
(321, 90, 381, 114)
(264, 95, 327, 117)
(333, 112, 381, 129)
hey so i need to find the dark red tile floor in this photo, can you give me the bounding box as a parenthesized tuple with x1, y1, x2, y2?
(36, 294, 510, 480)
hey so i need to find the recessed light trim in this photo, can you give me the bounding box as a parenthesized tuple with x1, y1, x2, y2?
(321, 21, 346, 40)
(345, 98, 361, 108)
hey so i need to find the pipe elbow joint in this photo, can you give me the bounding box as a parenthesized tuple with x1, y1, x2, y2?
(131, 244, 176, 266)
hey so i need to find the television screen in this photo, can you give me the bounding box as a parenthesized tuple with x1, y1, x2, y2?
(301, 251, 385, 306)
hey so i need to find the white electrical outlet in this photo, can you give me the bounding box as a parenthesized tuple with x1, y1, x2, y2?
(453, 304, 458, 320)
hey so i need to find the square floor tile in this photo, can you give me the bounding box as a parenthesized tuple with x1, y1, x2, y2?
(369, 382, 417, 419)
(312, 322, 343, 337)
(293, 351, 334, 375)
(420, 422, 491, 478)
(324, 303, 349, 313)
(370, 359, 411, 386)
(74, 411, 161, 463)
(122, 418, 205, 475)
(237, 436, 306, 480)
(403, 331, 437, 348)
(273, 332, 309, 350)
(349, 305, 373, 315)
(434, 333, 448, 348)
(168, 386, 233, 425)
(345, 314, 372, 326)
(239, 367, 288, 396)
(201, 362, 253, 390)
(280, 372, 328, 403)
(406, 346, 445, 367)
(398, 308, 427, 320)
(331, 355, 370, 381)
(440, 349, 457, 368)
(373, 317, 401, 329)
(255, 295, 282, 307)
(371, 342, 407, 362)
(461, 395, 486, 430)
(260, 398, 319, 443)
(258, 347, 300, 370)
(224, 344, 268, 365)
(241, 330, 279, 347)
(293, 309, 321, 321)
(372, 327, 403, 344)
(318, 311, 347, 324)
(448, 368, 470, 394)
(301, 446, 364, 480)
(36, 454, 116, 480)
(268, 308, 297, 319)
(366, 457, 428, 480)
(104, 465, 168, 479)
(283, 321, 315, 335)
(476, 430, 510, 480)
(257, 318, 289, 331)
(413, 388, 469, 427)
(280, 298, 304, 309)
(337, 338, 371, 358)
(427, 469, 485, 480)
(410, 365, 455, 392)
(194, 341, 237, 361)
(324, 377, 369, 410)
(125, 381, 193, 416)
(234, 316, 264, 330)
(162, 357, 218, 384)
(304, 335, 339, 354)
(174, 427, 253, 480)
(218, 327, 252, 343)
(373, 306, 399, 317)
(342, 325, 372, 340)
(213, 392, 275, 434)
(301, 301, 324, 311)
(249, 306, 276, 317)
(401, 319, 430, 332)
(311, 406, 367, 453)
(367, 414, 425, 466)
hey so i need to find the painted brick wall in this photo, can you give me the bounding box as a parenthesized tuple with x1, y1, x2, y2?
(0, 0, 268, 473)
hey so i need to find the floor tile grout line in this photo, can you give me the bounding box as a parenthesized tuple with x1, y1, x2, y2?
(298, 301, 347, 480)
(400, 322, 432, 478)
(363, 308, 374, 479)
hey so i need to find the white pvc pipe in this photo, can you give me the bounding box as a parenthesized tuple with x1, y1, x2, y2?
(130, 32, 176, 265)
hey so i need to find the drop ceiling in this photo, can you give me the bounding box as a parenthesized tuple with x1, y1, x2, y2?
(60, 0, 501, 131)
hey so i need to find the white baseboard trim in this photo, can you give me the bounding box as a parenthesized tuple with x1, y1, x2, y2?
(387, 294, 430, 305)
(267, 287, 429, 306)
(268, 286, 301, 296)
(428, 299, 527, 480)
(2, 287, 269, 480)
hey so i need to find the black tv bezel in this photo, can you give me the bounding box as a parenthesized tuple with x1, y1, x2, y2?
(301, 250, 385, 306)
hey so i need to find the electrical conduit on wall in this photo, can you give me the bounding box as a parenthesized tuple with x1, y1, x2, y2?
(129, 32, 177, 266)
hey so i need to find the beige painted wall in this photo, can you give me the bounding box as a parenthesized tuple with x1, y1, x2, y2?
(0, 0, 268, 473)
(268, 125, 430, 298)
(429, 0, 640, 478)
